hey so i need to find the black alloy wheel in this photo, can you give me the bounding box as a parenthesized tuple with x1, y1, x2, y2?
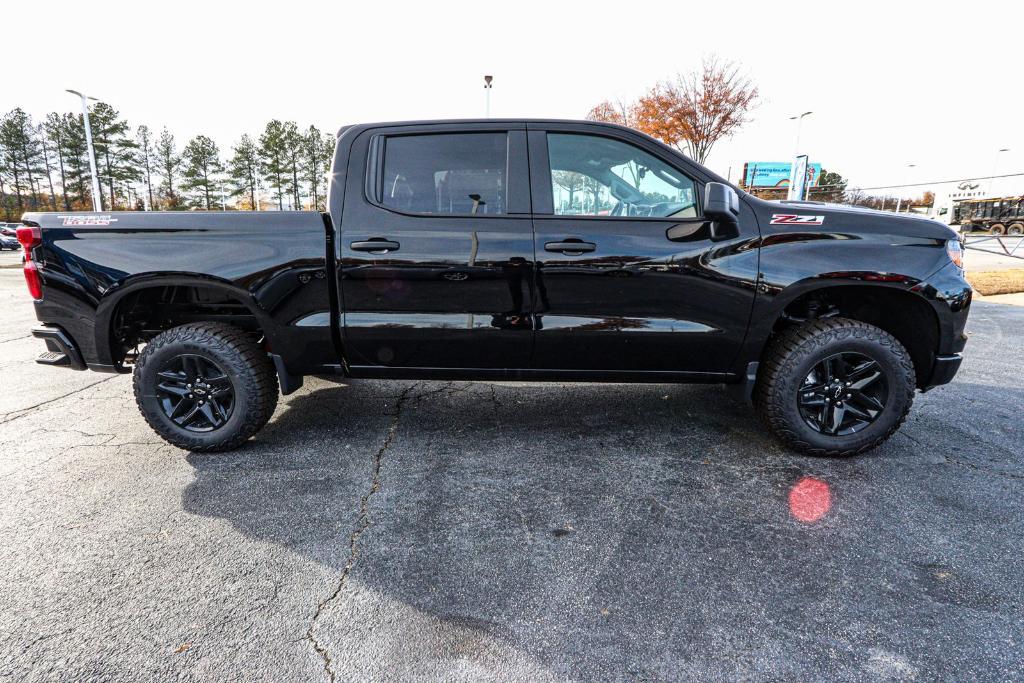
(155, 354, 235, 432)
(797, 352, 889, 436)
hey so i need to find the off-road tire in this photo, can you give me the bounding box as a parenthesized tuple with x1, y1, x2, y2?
(990, 223, 1007, 235)
(133, 323, 279, 452)
(754, 317, 915, 457)
(1007, 223, 1024, 236)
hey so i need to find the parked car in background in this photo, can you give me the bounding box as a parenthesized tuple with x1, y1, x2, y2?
(1, 223, 21, 237)
(1, 234, 22, 250)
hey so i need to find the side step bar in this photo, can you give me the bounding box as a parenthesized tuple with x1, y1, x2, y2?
(32, 326, 86, 371)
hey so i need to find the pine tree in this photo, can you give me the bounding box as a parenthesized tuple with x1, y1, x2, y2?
(259, 120, 288, 210)
(228, 134, 260, 209)
(90, 102, 140, 209)
(44, 113, 72, 210)
(155, 128, 181, 209)
(0, 132, 11, 220)
(37, 123, 58, 210)
(181, 135, 222, 209)
(61, 113, 92, 209)
(136, 125, 156, 210)
(0, 108, 44, 211)
(280, 121, 302, 209)
(301, 125, 332, 212)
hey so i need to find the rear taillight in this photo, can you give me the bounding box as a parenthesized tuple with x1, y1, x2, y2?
(16, 225, 41, 251)
(946, 239, 964, 269)
(17, 225, 43, 300)
(23, 259, 42, 299)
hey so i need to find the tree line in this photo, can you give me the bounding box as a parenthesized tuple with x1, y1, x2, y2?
(0, 103, 334, 221)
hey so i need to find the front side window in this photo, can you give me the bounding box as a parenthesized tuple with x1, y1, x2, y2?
(380, 133, 506, 215)
(548, 133, 697, 218)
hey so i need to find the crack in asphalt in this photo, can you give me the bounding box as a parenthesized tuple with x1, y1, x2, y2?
(305, 382, 417, 682)
(0, 334, 32, 345)
(0, 374, 122, 425)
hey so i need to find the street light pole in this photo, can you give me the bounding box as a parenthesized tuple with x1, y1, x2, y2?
(789, 111, 813, 156)
(484, 75, 493, 117)
(67, 89, 103, 212)
(896, 164, 915, 213)
(990, 148, 1009, 196)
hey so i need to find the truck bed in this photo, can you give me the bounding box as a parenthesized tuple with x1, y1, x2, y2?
(21, 211, 335, 376)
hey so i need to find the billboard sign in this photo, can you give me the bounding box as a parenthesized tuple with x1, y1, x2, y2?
(743, 161, 822, 188)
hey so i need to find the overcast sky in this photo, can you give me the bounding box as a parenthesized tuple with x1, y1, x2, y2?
(5, 0, 1022, 193)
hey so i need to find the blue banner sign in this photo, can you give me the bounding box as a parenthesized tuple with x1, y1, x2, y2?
(743, 162, 822, 188)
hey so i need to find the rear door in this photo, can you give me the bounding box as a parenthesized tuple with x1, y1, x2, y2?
(527, 123, 760, 375)
(339, 123, 535, 370)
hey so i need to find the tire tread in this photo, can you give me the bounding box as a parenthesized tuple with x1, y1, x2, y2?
(754, 317, 915, 457)
(133, 322, 279, 452)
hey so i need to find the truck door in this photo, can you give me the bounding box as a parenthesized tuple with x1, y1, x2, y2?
(339, 123, 535, 370)
(526, 124, 759, 375)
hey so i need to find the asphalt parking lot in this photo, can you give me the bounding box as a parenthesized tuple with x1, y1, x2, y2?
(1, 255, 1023, 681)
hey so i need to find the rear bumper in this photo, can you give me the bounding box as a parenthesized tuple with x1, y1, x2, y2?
(31, 325, 86, 371)
(921, 353, 963, 392)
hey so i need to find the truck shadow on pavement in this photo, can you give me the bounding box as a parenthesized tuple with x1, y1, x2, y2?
(180, 379, 1022, 680)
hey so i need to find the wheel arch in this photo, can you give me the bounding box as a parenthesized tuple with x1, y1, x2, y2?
(757, 282, 941, 388)
(96, 274, 275, 369)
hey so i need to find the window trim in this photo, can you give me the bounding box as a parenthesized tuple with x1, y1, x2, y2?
(529, 127, 705, 221)
(364, 130, 515, 219)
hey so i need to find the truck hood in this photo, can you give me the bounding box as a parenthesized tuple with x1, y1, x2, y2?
(761, 199, 958, 240)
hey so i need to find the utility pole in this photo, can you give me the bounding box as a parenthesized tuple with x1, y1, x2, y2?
(484, 75, 493, 117)
(789, 111, 813, 156)
(67, 89, 103, 212)
(990, 148, 1009, 196)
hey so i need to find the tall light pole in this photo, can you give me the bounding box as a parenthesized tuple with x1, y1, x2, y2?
(67, 89, 103, 212)
(483, 75, 493, 117)
(990, 148, 1009, 196)
(896, 164, 915, 213)
(789, 111, 813, 156)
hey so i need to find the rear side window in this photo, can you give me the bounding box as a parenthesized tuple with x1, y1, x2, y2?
(380, 133, 507, 215)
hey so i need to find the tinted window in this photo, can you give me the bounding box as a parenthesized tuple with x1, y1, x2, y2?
(381, 133, 506, 215)
(547, 133, 697, 218)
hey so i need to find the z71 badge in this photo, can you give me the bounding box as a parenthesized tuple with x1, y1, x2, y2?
(770, 214, 825, 226)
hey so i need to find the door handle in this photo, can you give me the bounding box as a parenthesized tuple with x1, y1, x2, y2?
(545, 240, 596, 254)
(351, 239, 400, 253)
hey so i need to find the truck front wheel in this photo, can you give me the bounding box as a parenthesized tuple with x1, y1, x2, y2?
(754, 318, 915, 457)
(133, 323, 279, 452)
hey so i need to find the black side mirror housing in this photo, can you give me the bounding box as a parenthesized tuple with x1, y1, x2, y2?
(704, 182, 740, 241)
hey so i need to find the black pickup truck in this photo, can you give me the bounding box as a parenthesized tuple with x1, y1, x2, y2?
(18, 119, 971, 456)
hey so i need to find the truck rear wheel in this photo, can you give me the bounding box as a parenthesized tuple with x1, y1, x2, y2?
(754, 318, 915, 457)
(133, 323, 279, 452)
(1008, 223, 1024, 236)
(990, 223, 1007, 235)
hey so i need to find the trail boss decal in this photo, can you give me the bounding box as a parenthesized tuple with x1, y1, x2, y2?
(770, 214, 825, 226)
(60, 215, 119, 226)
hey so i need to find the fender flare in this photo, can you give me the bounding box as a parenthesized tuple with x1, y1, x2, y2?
(94, 273, 276, 369)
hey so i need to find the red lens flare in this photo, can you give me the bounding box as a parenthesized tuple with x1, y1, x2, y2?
(788, 476, 832, 523)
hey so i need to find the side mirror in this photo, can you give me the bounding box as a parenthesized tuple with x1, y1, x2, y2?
(704, 182, 740, 241)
